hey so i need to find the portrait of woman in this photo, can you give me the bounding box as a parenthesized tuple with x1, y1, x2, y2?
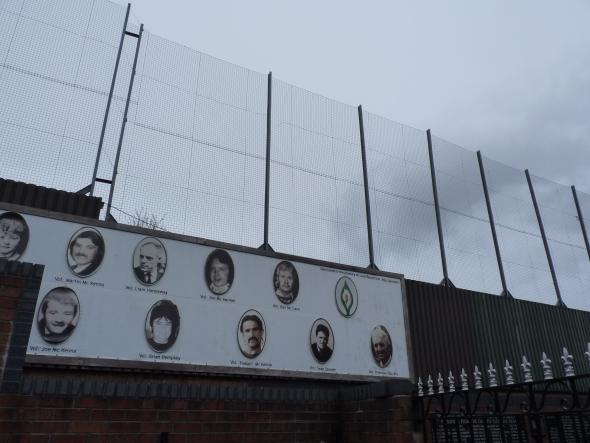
(0, 212, 29, 261)
(36, 287, 80, 344)
(273, 261, 299, 305)
(309, 318, 334, 364)
(66, 227, 105, 277)
(133, 237, 167, 286)
(205, 249, 234, 296)
(145, 300, 180, 352)
(370, 325, 393, 368)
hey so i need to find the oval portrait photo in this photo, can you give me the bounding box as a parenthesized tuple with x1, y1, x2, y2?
(273, 261, 299, 305)
(205, 249, 234, 296)
(0, 212, 29, 261)
(133, 237, 167, 286)
(36, 287, 80, 344)
(371, 325, 393, 368)
(66, 227, 105, 277)
(237, 310, 265, 359)
(145, 299, 180, 352)
(310, 318, 334, 364)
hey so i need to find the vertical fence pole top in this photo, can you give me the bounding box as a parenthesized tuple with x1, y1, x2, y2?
(357, 105, 378, 270)
(426, 129, 453, 288)
(525, 169, 565, 307)
(259, 70, 273, 252)
(477, 150, 511, 298)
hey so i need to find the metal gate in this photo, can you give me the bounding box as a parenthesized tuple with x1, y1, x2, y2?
(417, 350, 590, 442)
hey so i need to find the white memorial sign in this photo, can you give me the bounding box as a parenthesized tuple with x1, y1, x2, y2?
(1, 207, 411, 381)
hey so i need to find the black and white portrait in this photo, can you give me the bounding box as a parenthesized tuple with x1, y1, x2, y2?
(238, 310, 265, 359)
(66, 227, 105, 277)
(310, 318, 334, 364)
(36, 287, 80, 344)
(371, 325, 393, 368)
(273, 261, 299, 305)
(145, 300, 180, 352)
(205, 249, 234, 296)
(133, 237, 167, 286)
(0, 212, 29, 261)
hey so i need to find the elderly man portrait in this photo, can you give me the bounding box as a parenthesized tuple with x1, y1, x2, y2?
(371, 325, 392, 368)
(133, 239, 166, 285)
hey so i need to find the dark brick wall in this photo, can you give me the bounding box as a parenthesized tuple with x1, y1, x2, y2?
(0, 261, 420, 442)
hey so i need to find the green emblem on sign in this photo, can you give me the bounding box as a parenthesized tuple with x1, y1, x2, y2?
(335, 276, 358, 317)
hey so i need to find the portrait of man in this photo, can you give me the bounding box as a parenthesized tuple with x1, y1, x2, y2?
(133, 238, 167, 286)
(0, 212, 29, 261)
(273, 261, 299, 305)
(205, 249, 234, 296)
(66, 227, 105, 277)
(36, 287, 80, 344)
(145, 300, 180, 352)
(371, 325, 393, 368)
(238, 310, 265, 358)
(310, 319, 334, 364)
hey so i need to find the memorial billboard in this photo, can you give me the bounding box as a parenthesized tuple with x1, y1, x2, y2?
(1, 206, 411, 381)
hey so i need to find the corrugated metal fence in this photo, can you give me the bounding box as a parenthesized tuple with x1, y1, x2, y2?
(407, 279, 590, 383)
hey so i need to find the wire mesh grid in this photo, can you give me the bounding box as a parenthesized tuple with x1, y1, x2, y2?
(362, 112, 442, 283)
(0, 0, 126, 192)
(110, 31, 267, 246)
(269, 78, 368, 266)
(530, 174, 590, 310)
(481, 156, 556, 304)
(578, 190, 590, 228)
(0, 0, 588, 307)
(431, 136, 501, 294)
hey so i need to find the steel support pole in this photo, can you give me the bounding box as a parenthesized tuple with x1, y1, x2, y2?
(105, 24, 143, 221)
(426, 129, 452, 287)
(357, 106, 377, 269)
(260, 72, 273, 251)
(90, 3, 130, 196)
(571, 186, 590, 260)
(477, 151, 511, 297)
(525, 169, 564, 307)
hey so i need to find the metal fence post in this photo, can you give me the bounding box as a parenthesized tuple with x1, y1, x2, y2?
(357, 105, 378, 270)
(571, 186, 590, 260)
(426, 130, 453, 287)
(477, 151, 511, 297)
(105, 24, 144, 221)
(90, 3, 130, 197)
(525, 169, 565, 307)
(260, 72, 273, 251)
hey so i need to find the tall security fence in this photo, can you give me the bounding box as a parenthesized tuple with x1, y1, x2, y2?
(1, 0, 589, 309)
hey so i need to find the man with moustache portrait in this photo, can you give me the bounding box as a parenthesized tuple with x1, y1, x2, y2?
(67, 228, 105, 278)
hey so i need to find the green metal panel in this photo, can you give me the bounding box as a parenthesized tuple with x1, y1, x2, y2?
(406, 279, 590, 385)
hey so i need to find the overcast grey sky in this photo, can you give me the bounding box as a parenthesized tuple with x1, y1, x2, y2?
(125, 0, 590, 193)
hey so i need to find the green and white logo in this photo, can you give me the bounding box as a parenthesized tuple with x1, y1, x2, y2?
(334, 276, 358, 318)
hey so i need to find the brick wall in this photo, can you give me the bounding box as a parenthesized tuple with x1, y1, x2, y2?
(0, 260, 420, 442)
(341, 396, 419, 443)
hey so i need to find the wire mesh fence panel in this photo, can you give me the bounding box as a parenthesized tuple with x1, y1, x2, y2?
(269, 79, 368, 266)
(430, 136, 501, 294)
(578, 190, 590, 242)
(530, 175, 590, 310)
(481, 156, 556, 304)
(111, 31, 267, 246)
(0, 0, 126, 192)
(362, 112, 442, 283)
